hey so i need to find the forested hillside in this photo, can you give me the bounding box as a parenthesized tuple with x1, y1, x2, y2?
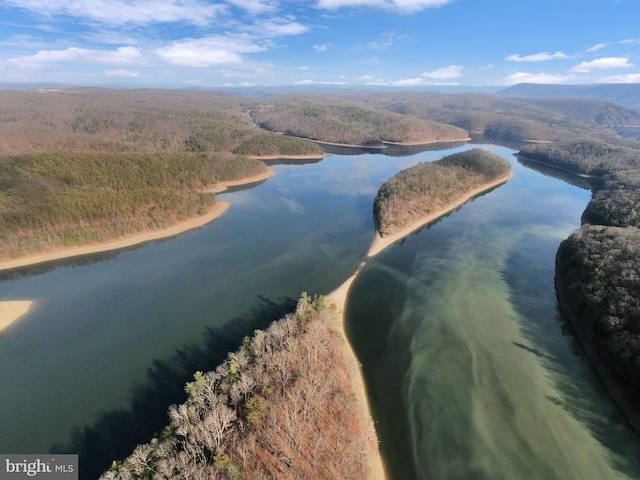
(0, 89, 325, 261)
(556, 226, 640, 427)
(373, 149, 511, 236)
(511, 100, 640, 428)
(249, 96, 469, 146)
(0, 151, 265, 259)
(345, 91, 640, 145)
(233, 133, 324, 157)
(497, 83, 640, 109)
(519, 140, 640, 176)
(101, 294, 380, 480)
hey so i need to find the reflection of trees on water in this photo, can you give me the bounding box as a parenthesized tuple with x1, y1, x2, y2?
(319, 140, 468, 157)
(262, 157, 324, 167)
(517, 157, 595, 190)
(51, 295, 297, 480)
(0, 250, 123, 282)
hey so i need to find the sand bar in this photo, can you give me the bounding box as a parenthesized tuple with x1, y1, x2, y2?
(202, 169, 276, 193)
(0, 170, 278, 271)
(382, 137, 471, 146)
(323, 172, 514, 479)
(0, 301, 33, 333)
(327, 272, 387, 480)
(368, 173, 513, 257)
(246, 153, 329, 160)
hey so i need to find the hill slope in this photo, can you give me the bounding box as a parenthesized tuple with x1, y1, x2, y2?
(497, 83, 640, 110)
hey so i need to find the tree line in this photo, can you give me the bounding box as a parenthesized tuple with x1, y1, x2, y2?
(373, 149, 511, 236)
(249, 97, 468, 146)
(0, 151, 266, 259)
(101, 294, 379, 480)
(519, 133, 640, 426)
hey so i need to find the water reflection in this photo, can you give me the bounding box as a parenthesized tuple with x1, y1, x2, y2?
(346, 153, 640, 479)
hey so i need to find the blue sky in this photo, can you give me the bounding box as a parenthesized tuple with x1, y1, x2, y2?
(0, 0, 639, 88)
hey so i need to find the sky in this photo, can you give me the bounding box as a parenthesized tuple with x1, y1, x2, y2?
(0, 0, 639, 88)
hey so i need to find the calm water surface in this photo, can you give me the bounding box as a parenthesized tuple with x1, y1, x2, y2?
(1, 144, 639, 479)
(346, 146, 640, 479)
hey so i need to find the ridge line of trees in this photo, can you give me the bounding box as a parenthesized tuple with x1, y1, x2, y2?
(101, 294, 380, 480)
(373, 148, 511, 237)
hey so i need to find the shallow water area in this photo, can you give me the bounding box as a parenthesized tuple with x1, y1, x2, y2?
(0, 143, 639, 480)
(0, 147, 448, 476)
(346, 148, 640, 479)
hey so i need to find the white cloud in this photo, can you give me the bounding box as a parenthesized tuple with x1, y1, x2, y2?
(247, 19, 309, 37)
(619, 38, 640, 45)
(504, 72, 576, 86)
(389, 76, 459, 87)
(570, 57, 634, 72)
(105, 69, 140, 77)
(316, 0, 453, 14)
(421, 65, 462, 79)
(2, 0, 223, 26)
(226, 0, 277, 14)
(293, 79, 346, 85)
(5, 46, 143, 68)
(156, 36, 264, 67)
(506, 51, 569, 62)
(365, 31, 402, 49)
(586, 43, 608, 53)
(390, 77, 426, 86)
(599, 73, 640, 83)
(313, 43, 331, 52)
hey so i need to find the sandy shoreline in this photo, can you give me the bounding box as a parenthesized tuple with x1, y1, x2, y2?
(382, 137, 471, 146)
(324, 172, 514, 479)
(326, 270, 386, 480)
(517, 155, 595, 179)
(245, 153, 329, 160)
(0, 301, 33, 333)
(0, 202, 229, 272)
(313, 137, 471, 149)
(368, 173, 513, 257)
(0, 170, 277, 272)
(202, 169, 276, 193)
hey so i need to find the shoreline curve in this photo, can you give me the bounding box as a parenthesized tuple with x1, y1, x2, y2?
(556, 273, 640, 433)
(324, 172, 513, 480)
(0, 301, 33, 333)
(0, 170, 276, 272)
(368, 172, 513, 257)
(326, 268, 387, 480)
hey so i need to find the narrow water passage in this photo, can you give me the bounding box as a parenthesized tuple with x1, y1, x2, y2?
(346, 148, 640, 479)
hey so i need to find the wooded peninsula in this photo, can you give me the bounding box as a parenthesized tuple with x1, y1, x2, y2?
(4, 86, 640, 477)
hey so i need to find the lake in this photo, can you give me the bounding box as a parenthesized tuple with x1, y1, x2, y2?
(0, 143, 638, 479)
(346, 146, 640, 479)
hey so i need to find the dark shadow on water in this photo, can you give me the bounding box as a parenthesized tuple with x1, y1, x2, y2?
(501, 236, 640, 477)
(318, 140, 467, 157)
(345, 262, 419, 480)
(262, 157, 325, 167)
(516, 157, 595, 190)
(50, 295, 297, 480)
(0, 250, 124, 281)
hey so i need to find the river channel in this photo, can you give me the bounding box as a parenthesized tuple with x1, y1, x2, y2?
(0, 143, 639, 478)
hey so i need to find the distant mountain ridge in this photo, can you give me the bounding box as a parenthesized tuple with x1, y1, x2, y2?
(497, 83, 640, 109)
